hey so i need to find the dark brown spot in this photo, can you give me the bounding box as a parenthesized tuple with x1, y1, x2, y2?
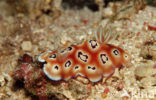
(60, 47, 73, 54)
(54, 66, 59, 70)
(67, 47, 72, 51)
(144, 40, 154, 45)
(49, 54, 56, 58)
(135, 75, 144, 81)
(88, 66, 96, 70)
(89, 40, 98, 49)
(100, 54, 108, 64)
(78, 51, 88, 62)
(113, 49, 119, 56)
(92, 67, 96, 70)
(75, 66, 79, 69)
(60, 50, 65, 53)
(88, 66, 91, 69)
(145, 54, 153, 60)
(65, 60, 71, 67)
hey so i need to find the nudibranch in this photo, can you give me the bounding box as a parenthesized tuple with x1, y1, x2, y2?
(38, 39, 130, 82)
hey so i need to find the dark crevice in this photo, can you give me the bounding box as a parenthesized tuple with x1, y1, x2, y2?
(41, 9, 52, 15)
(62, 0, 99, 11)
(12, 79, 25, 91)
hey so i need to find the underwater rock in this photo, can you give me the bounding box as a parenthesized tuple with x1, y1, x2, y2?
(140, 41, 156, 60)
(135, 62, 156, 77)
(139, 76, 156, 88)
(21, 41, 32, 51)
(0, 75, 6, 87)
(12, 54, 89, 99)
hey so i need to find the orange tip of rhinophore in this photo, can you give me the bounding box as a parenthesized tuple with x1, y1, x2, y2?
(38, 50, 53, 62)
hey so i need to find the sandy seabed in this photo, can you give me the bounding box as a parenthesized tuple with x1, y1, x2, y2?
(0, 0, 156, 100)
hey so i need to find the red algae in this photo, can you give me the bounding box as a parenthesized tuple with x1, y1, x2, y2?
(148, 24, 156, 31)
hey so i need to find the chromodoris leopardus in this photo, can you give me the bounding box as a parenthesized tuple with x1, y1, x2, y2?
(38, 40, 130, 82)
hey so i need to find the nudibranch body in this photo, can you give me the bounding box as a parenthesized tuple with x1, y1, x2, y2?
(38, 40, 130, 82)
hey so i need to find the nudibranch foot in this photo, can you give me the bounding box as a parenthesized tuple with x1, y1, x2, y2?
(43, 63, 62, 81)
(103, 67, 115, 84)
(38, 50, 53, 63)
